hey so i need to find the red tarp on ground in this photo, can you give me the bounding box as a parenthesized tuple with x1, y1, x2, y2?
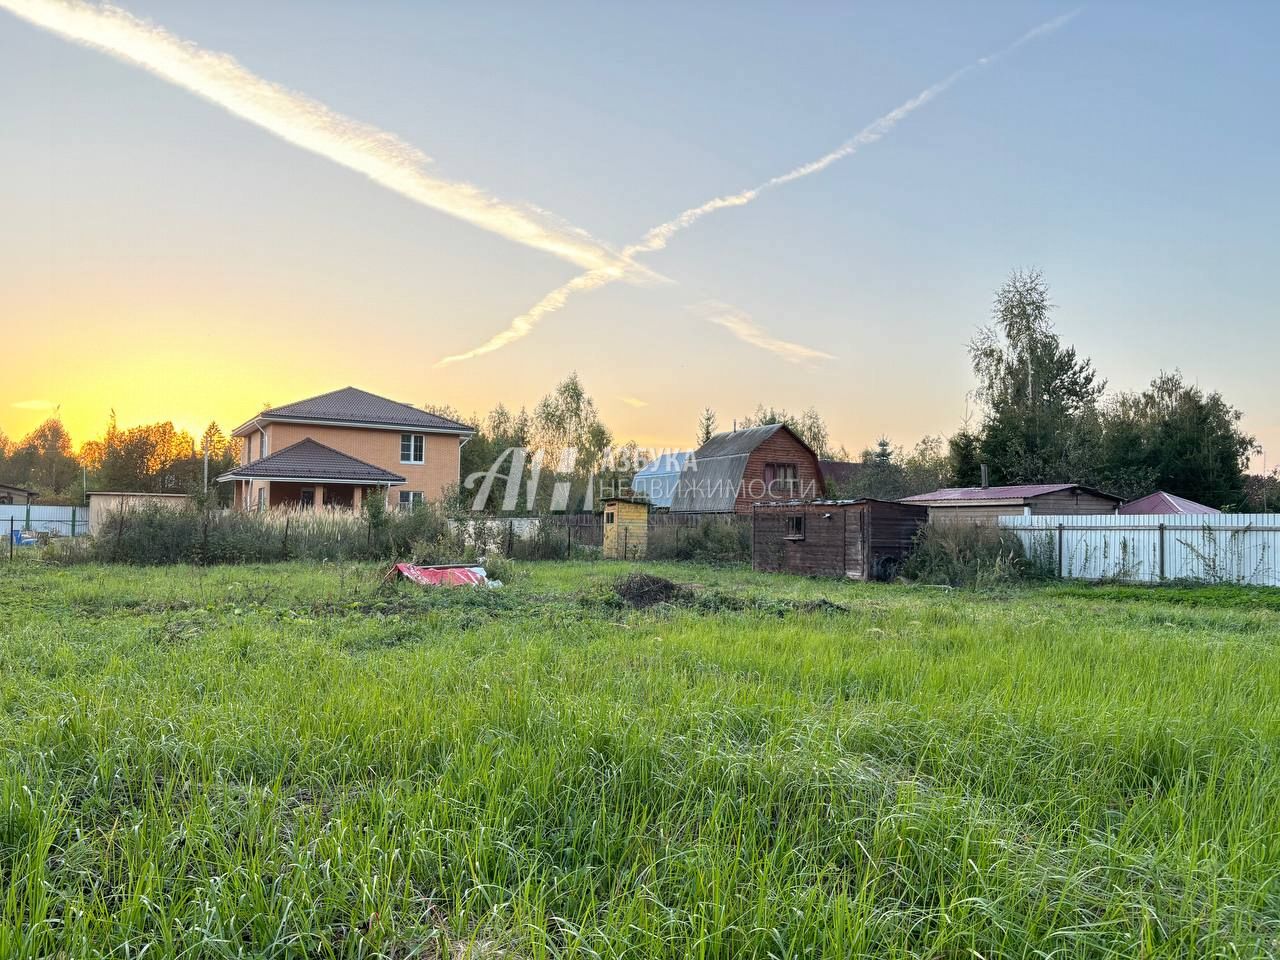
(394, 564, 490, 587)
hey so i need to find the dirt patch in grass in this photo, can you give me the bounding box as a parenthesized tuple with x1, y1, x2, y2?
(613, 573, 685, 608)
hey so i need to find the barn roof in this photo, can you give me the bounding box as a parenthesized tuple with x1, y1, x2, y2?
(901, 483, 1122, 505)
(234, 387, 473, 436)
(669, 424, 814, 513)
(1118, 491, 1220, 515)
(217, 439, 406, 484)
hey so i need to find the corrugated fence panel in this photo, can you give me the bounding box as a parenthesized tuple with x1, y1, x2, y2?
(1000, 514, 1280, 585)
(0, 505, 90, 536)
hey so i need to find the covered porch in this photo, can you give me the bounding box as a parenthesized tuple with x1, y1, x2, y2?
(230, 479, 394, 511)
(218, 438, 406, 512)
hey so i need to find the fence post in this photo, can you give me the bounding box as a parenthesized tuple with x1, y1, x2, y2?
(1057, 523, 1065, 578)
(8, 518, 13, 561)
(70, 507, 77, 538)
(282, 517, 290, 559)
(566, 521, 572, 559)
(507, 520, 514, 558)
(1158, 522, 1166, 581)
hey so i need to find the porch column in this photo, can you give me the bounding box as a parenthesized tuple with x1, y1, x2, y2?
(315, 485, 325, 508)
(352, 486, 364, 510)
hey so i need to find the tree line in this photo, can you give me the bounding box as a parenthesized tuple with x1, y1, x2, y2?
(2, 271, 1273, 511)
(0, 414, 237, 504)
(695, 271, 1269, 510)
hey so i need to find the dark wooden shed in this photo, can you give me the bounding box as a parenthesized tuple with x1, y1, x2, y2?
(752, 499, 928, 580)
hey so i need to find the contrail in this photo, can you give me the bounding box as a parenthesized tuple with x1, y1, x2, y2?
(0, 0, 634, 274)
(703, 304, 835, 365)
(437, 9, 1080, 366)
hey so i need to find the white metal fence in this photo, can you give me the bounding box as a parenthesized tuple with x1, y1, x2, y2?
(1000, 514, 1280, 586)
(1, 505, 89, 538)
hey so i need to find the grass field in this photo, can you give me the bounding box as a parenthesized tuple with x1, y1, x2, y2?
(1, 560, 1278, 958)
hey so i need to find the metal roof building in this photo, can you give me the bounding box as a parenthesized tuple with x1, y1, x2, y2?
(630, 452, 690, 509)
(901, 482, 1122, 524)
(1117, 491, 1220, 515)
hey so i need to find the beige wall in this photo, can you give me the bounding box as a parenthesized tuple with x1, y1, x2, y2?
(927, 504, 1027, 526)
(88, 492, 192, 534)
(264, 422, 463, 502)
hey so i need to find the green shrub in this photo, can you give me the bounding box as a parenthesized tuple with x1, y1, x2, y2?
(902, 522, 1050, 587)
(647, 518, 750, 565)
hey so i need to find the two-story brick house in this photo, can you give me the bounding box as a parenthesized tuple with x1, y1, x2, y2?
(218, 387, 474, 510)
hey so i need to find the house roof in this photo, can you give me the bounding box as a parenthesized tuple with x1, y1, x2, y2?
(692, 423, 788, 458)
(1118, 491, 1220, 515)
(631, 452, 691, 509)
(669, 424, 818, 513)
(216, 438, 406, 484)
(234, 387, 473, 435)
(901, 483, 1122, 505)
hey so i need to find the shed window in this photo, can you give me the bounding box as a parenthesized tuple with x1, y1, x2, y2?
(401, 434, 425, 464)
(605, 511, 615, 524)
(765, 463, 799, 496)
(785, 515, 805, 540)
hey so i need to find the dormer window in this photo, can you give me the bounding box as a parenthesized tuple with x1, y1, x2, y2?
(400, 433, 425, 464)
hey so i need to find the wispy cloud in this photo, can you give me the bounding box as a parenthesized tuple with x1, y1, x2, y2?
(0, 0, 634, 274)
(618, 395, 649, 408)
(702, 304, 835, 365)
(437, 10, 1080, 364)
(11, 399, 57, 411)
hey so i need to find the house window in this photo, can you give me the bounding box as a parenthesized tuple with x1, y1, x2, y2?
(258, 432, 267, 460)
(256, 487, 266, 512)
(765, 463, 799, 496)
(785, 515, 805, 540)
(398, 490, 424, 510)
(401, 433, 425, 464)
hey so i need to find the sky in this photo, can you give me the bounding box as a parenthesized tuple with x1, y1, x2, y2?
(1, 1, 1277, 468)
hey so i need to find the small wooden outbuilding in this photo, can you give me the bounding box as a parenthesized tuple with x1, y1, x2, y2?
(602, 497, 648, 559)
(900, 483, 1121, 525)
(752, 499, 928, 580)
(0, 483, 37, 506)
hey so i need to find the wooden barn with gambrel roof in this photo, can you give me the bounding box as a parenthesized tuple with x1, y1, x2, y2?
(669, 424, 825, 514)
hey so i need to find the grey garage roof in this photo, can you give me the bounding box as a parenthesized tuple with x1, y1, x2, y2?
(247, 387, 473, 434)
(217, 439, 406, 484)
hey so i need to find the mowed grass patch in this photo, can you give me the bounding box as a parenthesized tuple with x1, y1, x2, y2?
(1, 560, 1278, 958)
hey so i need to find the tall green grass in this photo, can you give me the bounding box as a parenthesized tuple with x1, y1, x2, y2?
(0, 561, 1277, 957)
